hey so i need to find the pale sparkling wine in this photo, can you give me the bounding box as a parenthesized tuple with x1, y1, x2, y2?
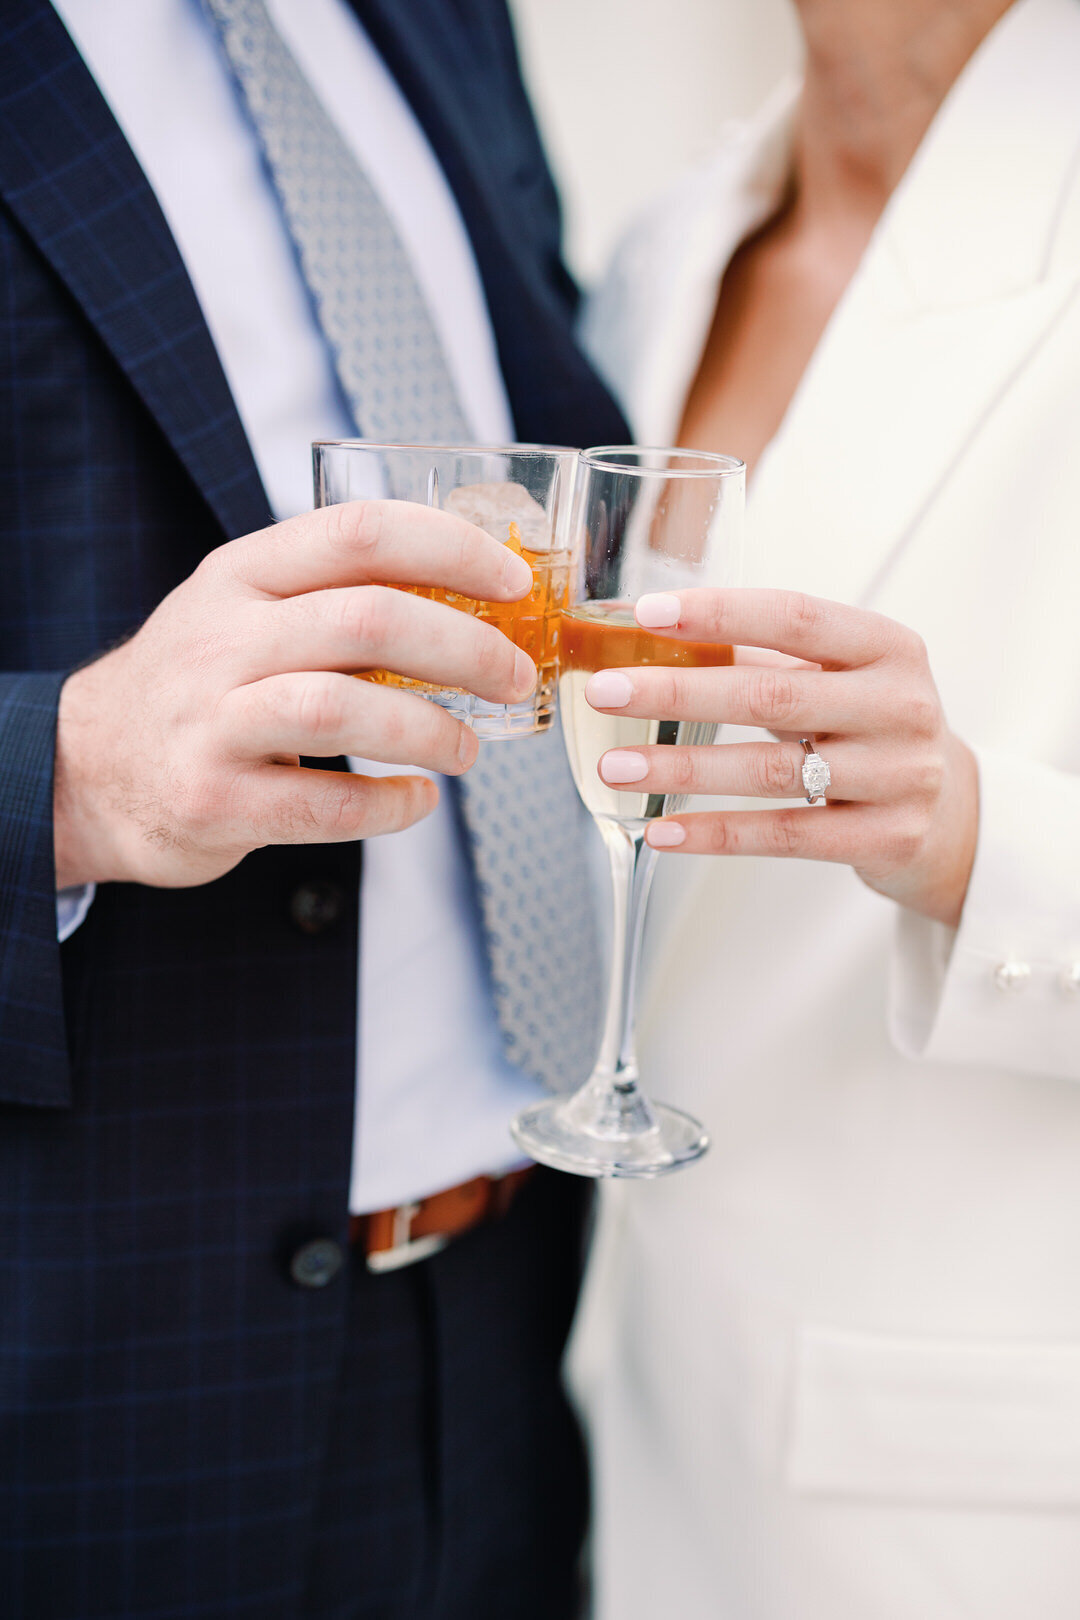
(558, 602, 734, 826)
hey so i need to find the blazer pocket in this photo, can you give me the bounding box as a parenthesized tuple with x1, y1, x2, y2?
(787, 1325, 1080, 1509)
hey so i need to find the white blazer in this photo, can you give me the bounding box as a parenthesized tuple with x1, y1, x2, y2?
(570, 3, 1080, 1616)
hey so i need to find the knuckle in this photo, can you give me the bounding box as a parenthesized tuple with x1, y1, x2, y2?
(341, 585, 391, 650)
(770, 809, 805, 856)
(322, 499, 353, 555)
(697, 591, 729, 641)
(201, 520, 277, 596)
(891, 621, 921, 663)
(318, 779, 365, 839)
(350, 501, 387, 568)
(785, 590, 825, 640)
(746, 668, 798, 727)
(668, 747, 697, 792)
(193, 545, 229, 589)
(173, 773, 224, 836)
(899, 626, 930, 667)
(839, 609, 918, 669)
(885, 814, 924, 865)
(295, 672, 347, 740)
(654, 669, 684, 713)
(704, 817, 735, 855)
(326, 500, 384, 568)
(912, 751, 945, 802)
(192, 543, 248, 602)
(759, 744, 800, 797)
(905, 693, 940, 742)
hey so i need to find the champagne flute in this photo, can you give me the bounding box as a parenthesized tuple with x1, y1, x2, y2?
(512, 446, 745, 1177)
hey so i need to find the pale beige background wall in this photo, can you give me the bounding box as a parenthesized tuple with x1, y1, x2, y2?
(508, 0, 800, 281)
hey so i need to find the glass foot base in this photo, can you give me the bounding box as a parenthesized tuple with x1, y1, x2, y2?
(511, 1097, 709, 1180)
(436, 691, 554, 739)
(432, 679, 555, 740)
(360, 677, 554, 739)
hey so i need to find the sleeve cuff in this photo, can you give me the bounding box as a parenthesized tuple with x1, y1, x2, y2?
(890, 747, 1080, 1081)
(56, 883, 96, 943)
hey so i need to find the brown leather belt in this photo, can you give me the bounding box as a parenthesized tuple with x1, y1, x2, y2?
(349, 1165, 535, 1273)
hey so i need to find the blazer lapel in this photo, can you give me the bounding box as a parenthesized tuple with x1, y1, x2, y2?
(748, 0, 1080, 610)
(0, 1, 269, 546)
(748, 269, 1080, 613)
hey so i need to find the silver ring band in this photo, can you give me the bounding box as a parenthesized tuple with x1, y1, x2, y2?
(800, 738, 831, 804)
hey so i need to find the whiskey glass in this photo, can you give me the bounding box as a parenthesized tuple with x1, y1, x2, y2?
(312, 441, 576, 739)
(512, 446, 745, 1177)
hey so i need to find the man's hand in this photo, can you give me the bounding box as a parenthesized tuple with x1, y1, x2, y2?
(54, 500, 537, 890)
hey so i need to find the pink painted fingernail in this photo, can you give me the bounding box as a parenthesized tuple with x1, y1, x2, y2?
(647, 821, 686, 848)
(636, 592, 681, 629)
(600, 749, 648, 784)
(585, 670, 633, 708)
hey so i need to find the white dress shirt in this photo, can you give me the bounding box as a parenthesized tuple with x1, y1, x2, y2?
(52, 0, 542, 1212)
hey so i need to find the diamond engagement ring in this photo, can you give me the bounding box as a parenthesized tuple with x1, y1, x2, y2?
(800, 738, 831, 804)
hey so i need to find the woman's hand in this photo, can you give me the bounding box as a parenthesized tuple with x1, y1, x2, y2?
(584, 588, 979, 928)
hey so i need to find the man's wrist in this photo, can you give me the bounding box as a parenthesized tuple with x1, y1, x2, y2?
(53, 663, 127, 889)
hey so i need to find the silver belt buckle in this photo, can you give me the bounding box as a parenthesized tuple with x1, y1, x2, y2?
(366, 1201, 450, 1274)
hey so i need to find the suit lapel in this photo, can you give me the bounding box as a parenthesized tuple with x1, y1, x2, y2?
(348, 0, 542, 283)
(0, 0, 268, 545)
(748, 0, 1080, 610)
(0, 0, 620, 547)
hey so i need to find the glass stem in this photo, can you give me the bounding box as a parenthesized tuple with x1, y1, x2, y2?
(594, 819, 660, 1097)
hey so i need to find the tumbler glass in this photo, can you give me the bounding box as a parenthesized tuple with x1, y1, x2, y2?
(312, 441, 576, 739)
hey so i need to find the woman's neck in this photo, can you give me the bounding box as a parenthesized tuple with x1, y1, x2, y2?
(792, 0, 1015, 227)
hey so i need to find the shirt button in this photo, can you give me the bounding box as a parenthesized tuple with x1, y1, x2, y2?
(289, 880, 346, 935)
(288, 1238, 345, 1290)
(1060, 963, 1080, 999)
(993, 960, 1031, 993)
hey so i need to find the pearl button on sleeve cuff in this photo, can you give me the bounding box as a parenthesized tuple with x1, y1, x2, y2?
(890, 748, 1080, 1082)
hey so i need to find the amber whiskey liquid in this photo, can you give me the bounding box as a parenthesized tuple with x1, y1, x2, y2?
(357, 520, 569, 732)
(559, 601, 734, 825)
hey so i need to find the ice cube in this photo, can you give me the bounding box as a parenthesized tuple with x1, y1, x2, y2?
(444, 482, 552, 551)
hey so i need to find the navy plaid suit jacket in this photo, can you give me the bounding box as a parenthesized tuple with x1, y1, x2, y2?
(0, 2, 627, 1613)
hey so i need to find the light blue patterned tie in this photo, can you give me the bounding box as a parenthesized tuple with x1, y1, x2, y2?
(202, 0, 602, 1089)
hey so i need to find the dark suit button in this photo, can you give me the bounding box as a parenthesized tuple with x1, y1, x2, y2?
(289, 1238, 345, 1290)
(289, 880, 346, 935)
